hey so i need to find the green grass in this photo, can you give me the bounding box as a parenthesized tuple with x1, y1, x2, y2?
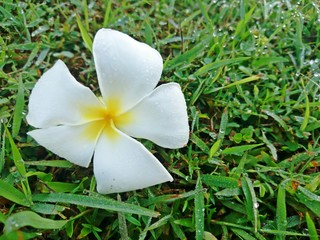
(1, 0, 320, 239)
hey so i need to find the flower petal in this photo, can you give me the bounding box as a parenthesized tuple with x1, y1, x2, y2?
(28, 121, 104, 167)
(93, 130, 173, 194)
(116, 83, 189, 149)
(93, 28, 163, 112)
(27, 60, 104, 128)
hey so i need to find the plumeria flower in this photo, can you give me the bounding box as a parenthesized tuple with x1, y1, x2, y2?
(27, 29, 189, 194)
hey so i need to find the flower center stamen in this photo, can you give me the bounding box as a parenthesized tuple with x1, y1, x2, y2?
(81, 98, 133, 140)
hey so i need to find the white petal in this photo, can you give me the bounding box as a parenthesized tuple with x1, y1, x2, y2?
(116, 83, 189, 149)
(27, 60, 104, 128)
(93, 130, 173, 194)
(28, 121, 104, 167)
(93, 29, 163, 112)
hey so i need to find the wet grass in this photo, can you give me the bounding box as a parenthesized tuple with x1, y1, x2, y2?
(1, 0, 320, 239)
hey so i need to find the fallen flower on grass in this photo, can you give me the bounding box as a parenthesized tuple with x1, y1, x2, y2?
(27, 28, 189, 194)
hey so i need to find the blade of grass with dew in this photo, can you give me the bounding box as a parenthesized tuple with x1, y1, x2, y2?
(32, 193, 159, 217)
(195, 173, 205, 240)
(295, 186, 320, 217)
(30, 203, 66, 215)
(76, 14, 92, 53)
(241, 176, 259, 233)
(12, 77, 25, 138)
(141, 188, 206, 206)
(209, 107, 228, 157)
(215, 188, 242, 197)
(4, 211, 67, 234)
(221, 143, 263, 156)
(24, 160, 73, 168)
(262, 110, 289, 131)
(276, 183, 287, 240)
(195, 57, 250, 77)
(261, 130, 278, 161)
(202, 175, 239, 189)
(205, 75, 261, 94)
(165, 43, 206, 71)
(190, 133, 209, 154)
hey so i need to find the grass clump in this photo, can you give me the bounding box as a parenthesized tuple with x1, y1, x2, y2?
(1, 0, 320, 239)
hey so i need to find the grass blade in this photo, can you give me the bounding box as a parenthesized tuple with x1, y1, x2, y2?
(295, 186, 320, 217)
(5, 125, 27, 176)
(221, 143, 263, 156)
(0, 179, 30, 207)
(12, 78, 25, 138)
(195, 57, 250, 76)
(24, 160, 73, 168)
(117, 194, 129, 240)
(241, 176, 259, 232)
(305, 212, 318, 240)
(103, 0, 112, 27)
(202, 175, 239, 189)
(195, 173, 205, 240)
(32, 193, 160, 217)
(276, 184, 287, 240)
(76, 14, 93, 53)
(231, 228, 256, 240)
(4, 211, 67, 234)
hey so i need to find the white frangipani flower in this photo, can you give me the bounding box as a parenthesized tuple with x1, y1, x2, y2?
(27, 29, 189, 194)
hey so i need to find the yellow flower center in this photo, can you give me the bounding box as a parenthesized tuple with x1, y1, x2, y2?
(81, 98, 133, 140)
